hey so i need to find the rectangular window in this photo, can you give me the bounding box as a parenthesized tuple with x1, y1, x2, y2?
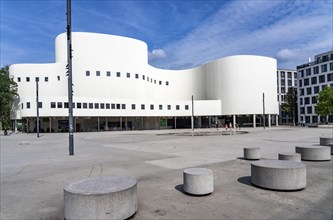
(38, 102, 42, 108)
(327, 73, 333, 82)
(132, 104, 136, 110)
(83, 103, 87, 109)
(281, 71, 285, 78)
(86, 71, 90, 76)
(17, 77, 21, 82)
(64, 102, 69, 108)
(299, 98, 303, 105)
(311, 77, 317, 84)
(281, 87, 285, 93)
(51, 102, 56, 108)
(116, 104, 121, 109)
(72, 103, 75, 108)
(111, 103, 115, 109)
(313, 66, 319, 74)
(89, 103, 93, 109)
(159, 105, 163, 110)
(312, 96, 317, 104)
(294, 72, 297, 79)
(330, 63, 333, 71)
(185, 105, 189, 110)
(35, 77, 39, 82)
(57, 102, 62, 108)
(100, 103, 105, 109)
(117, 72, 121, 77)
(106, 103, 110, 109)
(27, 102, 30, 109)
(167, 105, 171, 110)
(154, 80, 156, 84)
(287, 72, 292, 78)
(288, 80, 292, 86)
(299, 70, 304, 77)
(150, 79, 152, 83)
(300, 107, 305, 114)
(122, 104, 126, 109)
(96, 71, 100, 76)
(159, 81, 162, 85)
(306, 87, 312, 95)
(143, 75, 145, 80)
(44, 77, 48, 82)
(107, 71, 111, 77)
(141, 104, 145, 110)
(57, 76, 60, 81)
(95, 103, 99, 109)
(319, 75, 325, 83)
(300, 89, 304, 96)
(321, 64, 327, 72)
(306, 68, 311, 76)
(304, 97, 310, 104)
(304, 78, 309, 86)
(150, 104, 154, 110)
(314, 86, 320, 94)
(135, 74, 139, 79)
(299, 80, 302, 87)
(176, 105, 180, 110)
(127, 73, 130, 78)
(166, 81, 169, 86)
(307, 106, 312, 114)
(77, 103, 82, 109)
(21, 103, 24, 109)
(26, 77, 30, 82)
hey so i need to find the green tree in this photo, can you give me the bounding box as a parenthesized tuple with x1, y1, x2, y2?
(283, 87, 298, 126)
(316, 86, 333, 123)
(0, 65, 18, 132)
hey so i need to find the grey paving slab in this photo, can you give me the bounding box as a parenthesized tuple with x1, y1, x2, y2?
(0, 127, 332, 219)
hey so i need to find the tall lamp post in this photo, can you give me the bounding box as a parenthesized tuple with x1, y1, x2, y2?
(67, 0, 74, 155)
(36, 78, 39, 138)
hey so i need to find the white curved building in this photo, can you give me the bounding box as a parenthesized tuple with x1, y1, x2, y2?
(10, 32, 278, 132)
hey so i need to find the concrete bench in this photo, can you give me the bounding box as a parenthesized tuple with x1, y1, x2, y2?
(319, 137, 333, 146)
(183, 168, 213, 195)
(278, 153, 301, 162)
(295, 146, 331, 161)
(251, 160, 306, 191)
(64, 176, 137, 220)
(243, 147, 260, 160)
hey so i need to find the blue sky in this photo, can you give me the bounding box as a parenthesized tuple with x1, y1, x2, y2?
(1, 0, 332, 70)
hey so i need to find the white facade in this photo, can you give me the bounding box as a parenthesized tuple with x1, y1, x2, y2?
(297, 50, 333, 124)
(276, 68, 297, 124)
(10, 32, 278, 131)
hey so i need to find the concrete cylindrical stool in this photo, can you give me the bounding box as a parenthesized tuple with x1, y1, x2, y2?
(295, 146, 331, 161)
(243, 147, 260, 160)
(319, 137, 333, 146)
(183, 168, 213, 195)
(251, 160, 306, 191)
(278, 153, 301, 162)
(64, 176, 137, 220)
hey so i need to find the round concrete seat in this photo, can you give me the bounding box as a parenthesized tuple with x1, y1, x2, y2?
(243, 147, 260, 160)
(64, 176, 137, 220)
(319, 137, 333, 146)
(278, 153, 301, 162)
(295, 146, 331, 161)
(251, 160, 306, 191)
(183, 168, 213, 195)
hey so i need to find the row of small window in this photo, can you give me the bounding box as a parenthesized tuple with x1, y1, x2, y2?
(22, 102, 189, 111)
(85, 71, 169, 86)
(299, 84, 333, 96)
(277, 71, 297, 79)
(299, 63, 333, 77)
(17, 76, 61, 82)
(299, 73, 333, 87)
(277, 79, 297, 89)
(300, 96, 318, 105)
(300, 106, 316, 115)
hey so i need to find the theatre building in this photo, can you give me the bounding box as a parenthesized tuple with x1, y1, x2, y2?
(10, 32, 279, 132)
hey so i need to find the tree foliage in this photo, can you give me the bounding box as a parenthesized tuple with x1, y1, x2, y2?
(0, 65, 18, 130)
(283, 87, 297, 125)
(316, 86, 333, 117)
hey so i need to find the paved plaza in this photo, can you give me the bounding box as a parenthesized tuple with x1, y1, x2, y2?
(1, 127, 332, 219)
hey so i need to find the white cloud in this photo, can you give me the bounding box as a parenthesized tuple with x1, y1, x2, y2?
(276, 49, 298, 61)
(148, 49, 168, 60)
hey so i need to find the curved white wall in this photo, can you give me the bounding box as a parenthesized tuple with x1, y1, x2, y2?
(10, 32, 278, 119)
